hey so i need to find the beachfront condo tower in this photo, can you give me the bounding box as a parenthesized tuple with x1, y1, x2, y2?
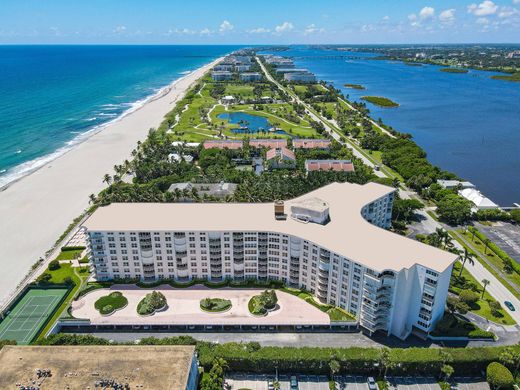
(83, 182, 457, 340)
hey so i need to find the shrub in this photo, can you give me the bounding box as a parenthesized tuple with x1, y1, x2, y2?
(200, 297, 232, 312)
(486, 362, 513, 389)
(48, 260, 61, 271)
(94, 291, 128, 315)
(489, 301, 503, 318)
(61, 246, 86, 251)
(137, 291, 167, 316)
(459, 289, 479, 305)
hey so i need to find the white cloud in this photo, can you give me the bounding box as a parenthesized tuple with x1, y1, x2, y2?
(113, 25, 126, 34)
(274, 21, 294, 34)
(361, 24, 375, 33)
(476, 17, 490, 24)
(166, 28, 196, 36)
(468, 1, 498, 16)
(304, 24, 324, 35)
(419, 6, 435, 19)
(498, 6, 519, 18)
(219, 20, 234, 33)
(513, 0, 520, 4)
(439, 9, 456, 23)
(247, 27, 271, 34)
(200, 28, 212, 35)
(382, 15, 390, 21)
(408, 13, 418, 21)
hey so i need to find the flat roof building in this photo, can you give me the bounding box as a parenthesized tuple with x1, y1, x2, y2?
(0, 345, 198, 390)
(305, 159, 355, 173)
(249, 139, 288, 149)
(240, 72, 262, 82)
(293, 139, 332, 149)
(168, 182, 237, 200)
(83, 182, 457, 340)
(437, 180, 475, 189)
(203, 140, 243, 150)
(284, 72, 317, 83)
(211, 71, 233, 81)
(459, 188, 499, 210)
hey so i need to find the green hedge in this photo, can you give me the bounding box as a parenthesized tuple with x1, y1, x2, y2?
(37, 335, 520, 377)
(61, 246, 86, 251)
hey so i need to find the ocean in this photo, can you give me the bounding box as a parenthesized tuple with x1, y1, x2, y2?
(262, 47, 520, 207)
(0, 45, 239, 188)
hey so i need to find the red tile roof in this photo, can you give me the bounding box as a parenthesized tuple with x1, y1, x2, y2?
(266, 147, 296, 161)
(203, 140, 243, 150)
(293, 139, 332, 149)
(249, 139, 288, 149)
(305, 160, 355, 172)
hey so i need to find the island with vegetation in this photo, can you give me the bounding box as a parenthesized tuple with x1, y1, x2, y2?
(361, 96, 399, 107)
(94, 291, 128, 316)
(248, 290, 278, 316)
(491, 72, 520, 82)
(344, 83, 365, 90)
(137, 291, 167, 316)
(440, 68, 468, 74)
(200, 297, 232, 313)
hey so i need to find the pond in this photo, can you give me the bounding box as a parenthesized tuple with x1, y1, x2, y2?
(217, 111, 290, 136)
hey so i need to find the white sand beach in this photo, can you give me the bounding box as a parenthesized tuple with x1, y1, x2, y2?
(0, 57, 223, 305)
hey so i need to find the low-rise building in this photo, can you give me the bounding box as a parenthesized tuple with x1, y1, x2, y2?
(240, 72, 262, 82)
(459, 188, 498, 210)
(214, 64, 234, 72)
(0, 345, 198, 390)
(168, 153, 194, 163)
(293, 139, 332, 149)
(284, 72, 317, 83)
(168, 182, 237, 201)
(235, 64, 252, 72)
(222, 95, 236, 105)
(249, 139, 288, 149)
(437, 180, 475, 190)
(305, 159, 355, 173)
(171, 141, 200, 148)
(266, 147, 296, 169)
(84, 182, 457, 340)
(211, 71, 233, 81)
(203, 140, 243, 150)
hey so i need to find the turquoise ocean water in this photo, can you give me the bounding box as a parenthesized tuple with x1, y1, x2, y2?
(0, 45, 239, 187)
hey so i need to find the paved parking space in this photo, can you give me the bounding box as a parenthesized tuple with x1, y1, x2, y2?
(227, 374, 331, 390)
(387, 377, 440, 390)
(478, 222, 520, 262)
(335, 375, 369, 390)
(452, 377, 489, 390)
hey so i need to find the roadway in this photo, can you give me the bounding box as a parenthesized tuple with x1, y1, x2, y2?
(257, 57, 520, 327)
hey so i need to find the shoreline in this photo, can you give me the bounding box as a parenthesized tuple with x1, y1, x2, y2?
(0, 56, 224, 304)
(0, 70, 195, 192)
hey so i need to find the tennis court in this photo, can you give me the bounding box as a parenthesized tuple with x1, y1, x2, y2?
(0, 288, 68, 344)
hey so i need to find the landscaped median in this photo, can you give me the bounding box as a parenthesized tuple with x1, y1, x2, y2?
(248, 290, 278, 316)
(94, 291, 128, 316)
(431, 313, 495, 340)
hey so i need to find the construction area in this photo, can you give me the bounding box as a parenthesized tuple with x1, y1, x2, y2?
(0, 345, 197, 390)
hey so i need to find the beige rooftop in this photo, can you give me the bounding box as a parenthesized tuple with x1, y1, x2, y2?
(0, 345, 195, 390)
(83, 182, 457, 273)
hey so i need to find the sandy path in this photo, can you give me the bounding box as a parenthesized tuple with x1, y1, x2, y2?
(0, 57, 223, 305)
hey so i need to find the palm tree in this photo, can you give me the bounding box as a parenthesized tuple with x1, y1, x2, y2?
(88, 194, 97, 204)
(481, 279, 490, 298)
(103, 174, 112, 186)
(483, 238, 492, 255)
(459, 248, 475, 276)
(329, 359, 340, 380)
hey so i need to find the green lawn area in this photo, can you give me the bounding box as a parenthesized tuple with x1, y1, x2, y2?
(94, 291, 128, 315)
(451, 230, 520, 301)
(200, 297, 232, 312)
(282, 288, 356, 322)
(450, 261, 516, 325)
(55, 248, 84, 261)
(440, 68, 469, 74)
(431, 313, 495, 339)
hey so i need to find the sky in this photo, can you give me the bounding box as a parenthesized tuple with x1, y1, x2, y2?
(0, 0, 519, 44)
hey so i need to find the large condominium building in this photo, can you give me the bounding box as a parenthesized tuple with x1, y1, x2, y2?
(83, 182, 457, 339)
(284, 72, 317, 83)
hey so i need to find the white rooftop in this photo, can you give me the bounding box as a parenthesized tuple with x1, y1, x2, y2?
(459, 188, 498, 209)
(83, 182, 457, 273)
(437, 180, 475, 189)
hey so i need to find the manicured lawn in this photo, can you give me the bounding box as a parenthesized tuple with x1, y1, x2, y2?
(431, 313, 495, 339)
(55, 248, 84, 261)
(450, 261, 516, 325)
(282, 287, 356, 322)
(200, 297, 232, 312)
(94, 291, 128, 315)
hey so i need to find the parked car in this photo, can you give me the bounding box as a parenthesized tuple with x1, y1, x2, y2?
(290, 376, 298, 390)
(367, 377, 378, 390)
(505, 301, 516, 311)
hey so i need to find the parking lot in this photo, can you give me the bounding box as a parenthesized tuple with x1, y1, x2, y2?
(225, 374, 489, 390)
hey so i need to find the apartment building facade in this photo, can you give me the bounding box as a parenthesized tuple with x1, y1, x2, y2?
(84, 182, 456, 339)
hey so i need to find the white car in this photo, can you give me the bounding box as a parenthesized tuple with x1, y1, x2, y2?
(367, 377, 378, 390)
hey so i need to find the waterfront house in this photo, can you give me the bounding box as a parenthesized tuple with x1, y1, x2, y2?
(459, 188, 498, 210)
(284, 72, 317, 83)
